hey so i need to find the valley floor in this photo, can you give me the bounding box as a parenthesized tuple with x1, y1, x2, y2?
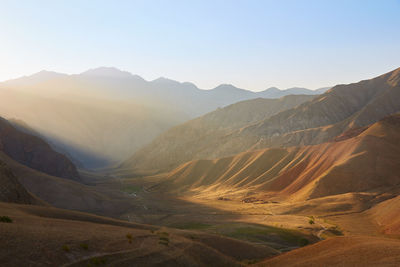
(1, 169, 399, 266)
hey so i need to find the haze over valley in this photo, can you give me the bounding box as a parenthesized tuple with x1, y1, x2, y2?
(1, 1, 400, 266)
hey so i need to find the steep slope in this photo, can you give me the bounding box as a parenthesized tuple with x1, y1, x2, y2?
(0, 160, 36, 204)
(153, 114, 400, 201)
(123, 95, 315, 171)
(0, 117, 80, 181)
(127, 67, 400, 172)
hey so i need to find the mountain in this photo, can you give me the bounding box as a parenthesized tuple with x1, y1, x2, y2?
(0, 67, 326, 168)
(122, 94, 316, 171)
(0, 117, 80, 181)
(125, 67, 400, 172)
(150, 114, 400, 201)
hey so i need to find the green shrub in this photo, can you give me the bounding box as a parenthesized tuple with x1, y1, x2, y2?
(126, 233, 133, 243)
(0, 216, 12, 223)
(308, 219, 315, 225)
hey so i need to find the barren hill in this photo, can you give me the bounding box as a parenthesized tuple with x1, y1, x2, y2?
(154, 114, 400, 201)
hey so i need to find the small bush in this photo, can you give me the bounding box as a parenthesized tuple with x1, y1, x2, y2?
(62, 244, 70, 252)
(308, 219, 315, 225)
(126, 233, 133, 243)
(159, 237, 169, 242)
(80, 243, 89, 250)
(0, 216, 12, 223)
(158, 231, 169, 237)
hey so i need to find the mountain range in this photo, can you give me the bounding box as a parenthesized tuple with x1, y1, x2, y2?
(0, 67, 329, 169)
(124, 67, 400, 172)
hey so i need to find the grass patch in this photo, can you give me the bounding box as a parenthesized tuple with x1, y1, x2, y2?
(0, 216, 12, 223)
(216, 223, 312, 247)
(88, 257, 107, 266)
(171, 222, 212, 230)
(122, 185, 141, 194)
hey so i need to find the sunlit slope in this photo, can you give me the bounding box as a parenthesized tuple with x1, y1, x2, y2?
(367, 195, 400, 236)
(126, 67, 400, 172)
(123, 95, 315, 171)
(157, 114, 400, 201)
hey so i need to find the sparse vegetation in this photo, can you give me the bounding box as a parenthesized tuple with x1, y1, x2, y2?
(242, 259, 261, 265)
(122, 185, 141, 194)
(157, 232, 170, 246)
(62, 244, 70, 252)
(308, 216, 315, 225)
(88, 257, 107, 266)
(126, 233, 133, 243)
(80, 243, 89, 250)
(0, 216, 12, 223)
(172, 222, 211, 230)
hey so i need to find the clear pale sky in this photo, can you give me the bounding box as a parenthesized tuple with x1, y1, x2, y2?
(1, 0, 399, 91)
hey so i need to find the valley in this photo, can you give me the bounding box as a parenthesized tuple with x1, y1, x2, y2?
(1, 68, 399, 266)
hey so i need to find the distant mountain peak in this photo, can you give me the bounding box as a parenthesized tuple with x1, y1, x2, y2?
(152, 77, 181, 84)
(262, 87, 281, 92)
(213, 84, 242, 91)
(81, 67, 139, 79)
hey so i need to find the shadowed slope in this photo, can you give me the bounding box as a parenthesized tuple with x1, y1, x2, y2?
(0, 117, 80, 181)
(0, 160, 36, 204)
(0, 202, 278, 267)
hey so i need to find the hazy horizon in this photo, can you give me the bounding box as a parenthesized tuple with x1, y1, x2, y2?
(1, 0, 399, 91)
